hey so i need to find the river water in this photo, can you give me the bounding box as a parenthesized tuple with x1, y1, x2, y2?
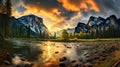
(9, 40, 119, 67)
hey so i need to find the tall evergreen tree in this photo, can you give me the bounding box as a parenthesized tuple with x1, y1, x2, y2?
(27, 25, 31, 38)
(54, 32, 56, 39)
(0, 0, 4, 13)
(0, 0, 2, 9)
(39, 30, 42, 38)
(5, 0, 12, 16)
(4, 0, 12, 37)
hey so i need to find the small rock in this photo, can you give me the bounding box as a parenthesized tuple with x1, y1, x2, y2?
(59, 63, 67, 67)
(79, 58, 82, 62)
(59, 57, 67, 62)
(67, 47, 72, 49)
(71, 60, 76, 63)
(86, 58, 92, 62)
(72, 63, 83, 67)
(55, 51, 59, 54)
(63, 51, 66, 53)
(99, 56, 106, 61)
(3, 61, 11, 65)
(84, 62, 93, 67)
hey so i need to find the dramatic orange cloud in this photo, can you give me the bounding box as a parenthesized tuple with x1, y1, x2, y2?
(12, 4, 65, 33)
(12, 0, 101, 33)
(57, 0, 100, 12)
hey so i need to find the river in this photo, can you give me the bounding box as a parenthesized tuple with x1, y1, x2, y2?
(7, 40, 119, 67)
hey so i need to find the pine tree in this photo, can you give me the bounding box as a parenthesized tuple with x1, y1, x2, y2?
(0, 0, 4, 13)
(27, 25, 31, 38)
(5, 0, 12, 16)
(0, 0, 2, 9)
(4, 0, 12, 37)
(54, 32, 56, 39)
(95, 28, 99, 38)
(39, 30, 42, 38)
(19, 25, 22, 37)
(90, 29, 95, 39)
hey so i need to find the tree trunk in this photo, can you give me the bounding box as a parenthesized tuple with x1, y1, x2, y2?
(0, 33, 4, 41)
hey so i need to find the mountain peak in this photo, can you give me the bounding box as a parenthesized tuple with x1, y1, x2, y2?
(17, 14, 49, 34)
(75, 22, 90, 33)
(75, 15, 120, 33)
(110, 15, 117, 18)
(26, 14, 37, 17)
(19, 14, 42, 19)
(77, 22, 86, 26)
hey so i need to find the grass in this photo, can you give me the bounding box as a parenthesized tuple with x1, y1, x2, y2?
(9, 38, 120, 42)
(0, 40, 14, 63)
(114, 50, 120, 58)
(94, 56, 119, 67)
(94, 50, 120, 67)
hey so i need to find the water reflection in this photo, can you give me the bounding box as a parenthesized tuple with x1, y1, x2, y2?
(10, 41, 119, 67)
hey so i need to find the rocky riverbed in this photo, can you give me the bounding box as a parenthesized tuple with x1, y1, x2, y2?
(0, 40, 120, 67)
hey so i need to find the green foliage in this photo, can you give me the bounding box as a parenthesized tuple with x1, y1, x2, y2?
(60, 30, 69, 40)
(54, 32, 56, 39)
(73, 25, 120, 39)
(5, 0, 12, 16)
(0, 14, 9, 37)
(0, 0, 12, 38)
(27, 25, 31, 38)
(0, 41, 13, 63)
(39, 31, 49, 39)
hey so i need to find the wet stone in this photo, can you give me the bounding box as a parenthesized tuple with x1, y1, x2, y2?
(84, 62, 93, 67)
(71, 60, 76, 63)
(59, 57, 67, 62)
(79, 58, 82, 62)
(63, 51, 66, 53)
(55, 51, 59, 54)
(59, 63, 67, 67)
(72, 63, 83, 67)
(67, 47, 72, 49)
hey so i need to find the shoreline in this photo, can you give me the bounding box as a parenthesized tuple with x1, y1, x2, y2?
(7, 38, 120, 42)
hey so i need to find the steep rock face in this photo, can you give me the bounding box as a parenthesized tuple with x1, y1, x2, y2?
(74, 22, 90, 33)
(74, 15, 120, 33)
(10, 15, 49, 37)
(106, 15, 120, 28)
(10, 17, 31, 37)
(87, 16, 106, 30)
(18, 15, 49, 34)
(87, 16, 105, 26)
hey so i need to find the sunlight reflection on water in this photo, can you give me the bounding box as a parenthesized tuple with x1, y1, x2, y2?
(11, 40, 119, 67)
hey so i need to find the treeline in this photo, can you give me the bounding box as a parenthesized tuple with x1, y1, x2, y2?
(59, 26, 120, 40)
(10, 24, 49, 39)
(0, 0, 11, 38)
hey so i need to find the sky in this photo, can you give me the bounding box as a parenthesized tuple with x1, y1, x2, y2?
(11, 0, 120, 32)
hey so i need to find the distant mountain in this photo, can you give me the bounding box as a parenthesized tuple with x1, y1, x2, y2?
(10, 15, 50, 37)
(66, 28, 75, 34)
(75, 15, 120, 33)
(18, 15, 49, 34)
(87, 16, 105, 26)
(75, 22, 90, 33)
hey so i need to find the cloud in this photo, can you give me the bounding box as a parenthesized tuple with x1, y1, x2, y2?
(57, 0, 100, 12)
(94, 0, 120, 17)
(11, 0, 120, 32)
